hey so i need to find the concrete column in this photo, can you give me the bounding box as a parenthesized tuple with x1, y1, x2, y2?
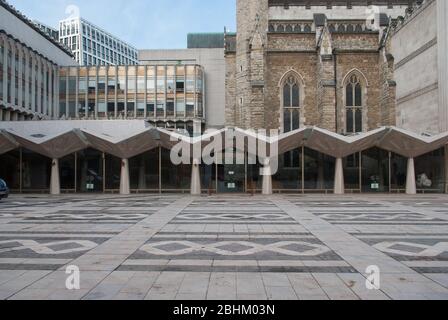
(334, 157, 345, 195)
(120, 159, 130, 195)
(406, 157, 417, 195)
(190, 158, 201, 195)
(50, 158, 60, 195)
(261, 159, 273, 195)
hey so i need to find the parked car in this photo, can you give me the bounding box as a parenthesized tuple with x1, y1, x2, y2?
(0, 179, 9, 201)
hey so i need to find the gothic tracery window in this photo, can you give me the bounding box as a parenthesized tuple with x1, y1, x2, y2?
(283, 75, 300, 133)
(345, 74, 363, 134)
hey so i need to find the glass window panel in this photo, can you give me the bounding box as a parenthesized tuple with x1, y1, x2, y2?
(292, 84, 299, 106)
(166, 99, 174, 116)
(60, 154, 76, 191)
(105, 154, 121, 190)
(283, 110, 291, 133)
(146, 103, 154, 114)
(355, 108, 363, 133)
(161, 148, 191, 190)
(304, 148, 335, 191)
(344, 153, 360, 191)
(292, 109, 300, 131)
(415, 148, 446, 193)
(346, 83, 353, 107)
(176, 99, 185, 114)
(76, 149, 103, 193)
(361, 148, 390, 193)
(346, 109, 354, 133)
(156, 102, 164, 117)
(390, 153, 407, 191)
(0, 150, 20, 190)
(355, 83, 362, 106)
(272, 149, 302, 191)
(22, 149, 51, 191)
(283, 84, 291, 107)
(130, 149, 160, 191)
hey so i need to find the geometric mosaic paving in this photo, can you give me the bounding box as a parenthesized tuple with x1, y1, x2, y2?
(1, 194, 448, 300)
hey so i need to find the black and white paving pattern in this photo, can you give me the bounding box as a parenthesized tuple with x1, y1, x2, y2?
(0, 194, 448, 300)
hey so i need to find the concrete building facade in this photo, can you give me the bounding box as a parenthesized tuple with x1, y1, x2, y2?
(391, 0, 448, 135)
(58, 64, 205, 134)
(0, 1, 76, 121)
(139, 37, 226, 129)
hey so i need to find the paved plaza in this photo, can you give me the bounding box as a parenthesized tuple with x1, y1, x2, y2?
(0, 193, 448, 300)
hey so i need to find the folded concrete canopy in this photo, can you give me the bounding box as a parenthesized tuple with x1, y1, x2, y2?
(0, 121, 447, 195)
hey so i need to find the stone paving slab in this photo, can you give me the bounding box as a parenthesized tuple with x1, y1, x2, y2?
(1, 194, 448, 300)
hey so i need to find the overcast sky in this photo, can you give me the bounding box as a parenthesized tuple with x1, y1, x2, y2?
(8, 0, 236, 49)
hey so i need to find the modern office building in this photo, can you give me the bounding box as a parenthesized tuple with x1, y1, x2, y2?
(0, 0, 76, 121)
(391, 0, 448, 135)
(59, 17, 138, 66)
(58, 64, 205, 134)
(139, 33, 226, 129)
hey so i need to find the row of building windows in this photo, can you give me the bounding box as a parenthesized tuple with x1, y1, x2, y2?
(58, 65, 204, 120)
(281, 71, 365, 135)
(59, 19, 137, 59)
(61, 37, 137, 65)
(0, 36, 57, 119)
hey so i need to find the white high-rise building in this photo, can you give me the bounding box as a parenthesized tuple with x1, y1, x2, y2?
(59, 17, 138, 66)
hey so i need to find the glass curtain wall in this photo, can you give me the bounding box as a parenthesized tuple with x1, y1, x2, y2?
(344, 153, 361, 192)
(129, 149, 160, 192)
(390, 153, 407, 192)
(127, 66, 136, 118)
(0, 149, 21, 191)
(76, 148, 104, 193)
(415, 148, 445, 193)
(156, 66, 165, 118)
(98, 67, 107, 118)
(60, 154, 76, 192)
(161, 148, 191, 191)
(361, 148, 390, 193)
(78, 68, 87, 117)
(137, 66, 145, 118)
(273, 149, 302, 192)
(104, 154, 121, 191)
(88, 67, 96, 117)
(68, 68, 77, 118)
(21, 149, 51, 192)
(59, 68, 67, 118)
(117, 66, 126, 117)
(146, 66, 155, 118)
(107, 66, 116, 118)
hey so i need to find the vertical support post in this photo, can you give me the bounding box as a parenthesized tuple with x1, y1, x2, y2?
(120, 158, 130, 195)
(50, 158, 60, 195)
(334, 157, 345, 195)
(262, 158, 273, 195)
(406, 157, 417, 195)
(191, 158, 201, 195)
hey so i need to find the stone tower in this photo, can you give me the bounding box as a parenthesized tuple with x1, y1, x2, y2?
(234, 0, 269, 129)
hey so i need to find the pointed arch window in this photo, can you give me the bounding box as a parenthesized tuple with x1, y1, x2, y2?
(283, 75, 300, 133)
(345, 74, 363, 134)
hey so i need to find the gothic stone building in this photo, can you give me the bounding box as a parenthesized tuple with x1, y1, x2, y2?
(225, 0, 411, 134)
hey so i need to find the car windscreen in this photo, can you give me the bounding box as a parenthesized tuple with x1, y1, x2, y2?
(0, 179, 6, 188)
